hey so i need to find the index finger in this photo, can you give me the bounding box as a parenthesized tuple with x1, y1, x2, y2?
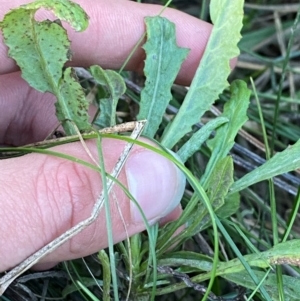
(0, 0, 212, 85)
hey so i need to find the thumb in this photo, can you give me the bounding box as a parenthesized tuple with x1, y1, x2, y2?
(0, 138, 185, 271)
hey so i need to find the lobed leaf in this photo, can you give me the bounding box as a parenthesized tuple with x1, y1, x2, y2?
(161, 0, 244, 148)
(137, 16, 189, 138)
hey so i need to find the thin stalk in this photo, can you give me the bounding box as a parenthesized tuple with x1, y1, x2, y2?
(251, 77, 285, 300)
(270, 7, 300, 154)
(96, 135, 119, 300)
(282, 187, 300, 242)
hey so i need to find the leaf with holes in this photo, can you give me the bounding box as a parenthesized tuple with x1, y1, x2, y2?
(0, 0, 90, 135)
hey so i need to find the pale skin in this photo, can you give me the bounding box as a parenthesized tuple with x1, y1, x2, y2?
(0, 0, 214, 273)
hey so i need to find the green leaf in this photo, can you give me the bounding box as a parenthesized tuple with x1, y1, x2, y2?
(21, 0, 89, 31)
(1, 9, 69, 93)
(62, 277, 103, 297)
(215, 239, 300, 276)
(56, 67, 90, 134)
(95, 99, 113, 129)
(90, 65, 126, 127)
(206, 156, 234, 209)
(224, 271, 300, 301)
(161, 0, 244, 148)
(137, 16, 189, 138)
(177, 117, 228, 162)
(0, 0, 90, 135)
(184, 157, 234, 235)
(230, 138, 300, 194)
(216, 192, 240, 218)
(239, 20, 293, 51)
(158, 240, 300, 299)
(201, 80, 250, 187)
(98, 250, 111, 301)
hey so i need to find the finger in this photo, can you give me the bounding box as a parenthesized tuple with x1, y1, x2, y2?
(0, 0, 212, 85)
(0, 72, 57, 145)
(0, 138, 186, 271)
(0, 71, 97, 145)
(32, 204, 183, 270)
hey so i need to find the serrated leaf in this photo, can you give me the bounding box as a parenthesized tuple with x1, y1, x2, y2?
(56, 67, 90, 134)
(161, 0, 244, 148)
(177, 116, 228, 162)
(22, 0, 89, 31)
(137, 16, 189, 138)
(90, 65, 126, 127)
(1, 9, 69, 92)
(201, 80, 250, 187)
(230, 138, 300, 194)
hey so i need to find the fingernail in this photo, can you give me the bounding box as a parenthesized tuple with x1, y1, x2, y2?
(125, 149, 186, 224)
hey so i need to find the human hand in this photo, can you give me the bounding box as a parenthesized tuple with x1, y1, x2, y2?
(0, 0, 212, 272)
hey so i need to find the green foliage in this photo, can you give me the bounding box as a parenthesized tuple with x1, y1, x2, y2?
(56, 67, 90, 133)
(90, 65, 126, 128)
(186, 156, 235, 236)
(97, 250, 111, 301)
(62, 277, 103, 298)
(1, 9, 68, 92)
(201, 79, 250, 187)
(2, 0, 300, 300)
(206, 156, 234, 209)
(22, 0, 89, 31)
(224, 271, 300, 301)
(157, 240, 300, 298)
(161, 0, 244, 148)
(137, 16, 189, 137)
(230, 138, 300, 194)
(0, 0, 90, 135)
(177, 116, 229, 162)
